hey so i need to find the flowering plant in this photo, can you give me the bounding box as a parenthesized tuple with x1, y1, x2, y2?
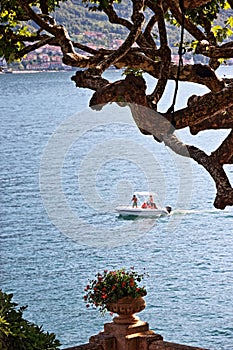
(84, 267, 147, 315)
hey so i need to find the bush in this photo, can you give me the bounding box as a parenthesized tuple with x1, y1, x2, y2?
(0, 290, 61, 350)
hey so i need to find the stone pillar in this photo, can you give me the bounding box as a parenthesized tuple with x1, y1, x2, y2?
(105, 320, 162, 350)
(89, 318, 163, 350)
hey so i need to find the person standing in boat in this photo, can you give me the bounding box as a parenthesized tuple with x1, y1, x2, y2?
(131, 194, 138, 208)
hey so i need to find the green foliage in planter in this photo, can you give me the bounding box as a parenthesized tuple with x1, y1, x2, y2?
(0, 290, 61, 350)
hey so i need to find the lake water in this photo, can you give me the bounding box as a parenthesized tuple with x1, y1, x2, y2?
(0, 67, 233, 349)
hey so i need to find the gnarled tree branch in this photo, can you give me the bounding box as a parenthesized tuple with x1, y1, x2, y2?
(2, 0, 232, 209)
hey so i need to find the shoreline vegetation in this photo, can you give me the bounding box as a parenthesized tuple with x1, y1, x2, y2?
(1, 62, 233, 75)
(0, 64, 232, 75)
(0, 69, 70, 74)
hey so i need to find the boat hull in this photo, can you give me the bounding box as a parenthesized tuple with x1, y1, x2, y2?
(115, 206, 170, 217)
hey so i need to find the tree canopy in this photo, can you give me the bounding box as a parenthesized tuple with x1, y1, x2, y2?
(0, 0, 233, 209)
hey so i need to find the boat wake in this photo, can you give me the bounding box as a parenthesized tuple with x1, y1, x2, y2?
(169, 208, 222, 215)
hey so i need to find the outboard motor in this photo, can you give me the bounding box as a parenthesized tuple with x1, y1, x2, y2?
(165, 206, 172, 213)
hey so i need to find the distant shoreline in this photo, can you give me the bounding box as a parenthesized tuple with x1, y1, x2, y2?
(1, 65, 232, 76)
(0, 69, 74, 74)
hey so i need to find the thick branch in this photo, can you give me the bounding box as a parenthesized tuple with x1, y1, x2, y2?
(114, 54, 225, 91)
(104, 2, 156, 56)
(104, 4, 132, 30)
(18, 1, 58, 36)
(148, 0, 171, 104)
(166, 0, 207, 41)
(71, 70, 110, 91)
(183, 0, 212, 7)
(211, 129, 233, 164)
(172, 83, 233, 129)
(18, 0, 78, 58)
(17, 37, 54, 58)
(143, 14, 158, 48)
(0, 26, 50, 44)
(196, 42, 233, 59)
(94, 0, 145, 73)
(189, 109, 233, 135)
(187, 146, 233, 209)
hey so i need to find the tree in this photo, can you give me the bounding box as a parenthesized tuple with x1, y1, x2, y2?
(0, 290, 61, 350)
(0, 0, 233, 209)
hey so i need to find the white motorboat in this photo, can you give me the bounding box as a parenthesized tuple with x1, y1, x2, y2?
(115, 191, 172, 217)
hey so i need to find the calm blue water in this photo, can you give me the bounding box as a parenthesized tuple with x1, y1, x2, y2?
(0, 68, 233, 349)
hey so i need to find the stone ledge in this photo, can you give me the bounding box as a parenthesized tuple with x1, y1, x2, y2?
(64, 335, 208, 350)
(64, 343, 103, 350)
(148, 340, 207, 350)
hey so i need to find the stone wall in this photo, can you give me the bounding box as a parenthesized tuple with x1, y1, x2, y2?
(65, 338, 207, 350)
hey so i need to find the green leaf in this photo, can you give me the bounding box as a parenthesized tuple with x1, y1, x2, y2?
(226, 16, 233, 28)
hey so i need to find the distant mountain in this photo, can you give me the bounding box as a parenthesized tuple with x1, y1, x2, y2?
(54, 0, 180, 50)
(55, 0, 129, 39)
(54, 1, 232, 54)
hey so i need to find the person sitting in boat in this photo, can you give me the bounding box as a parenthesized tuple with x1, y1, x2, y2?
(141, 202, 147, 209)
(147, 195, 157, 209)
(131, 194, 138, 208)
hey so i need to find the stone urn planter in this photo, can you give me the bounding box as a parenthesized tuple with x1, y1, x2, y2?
(107, 296, 146, 324)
